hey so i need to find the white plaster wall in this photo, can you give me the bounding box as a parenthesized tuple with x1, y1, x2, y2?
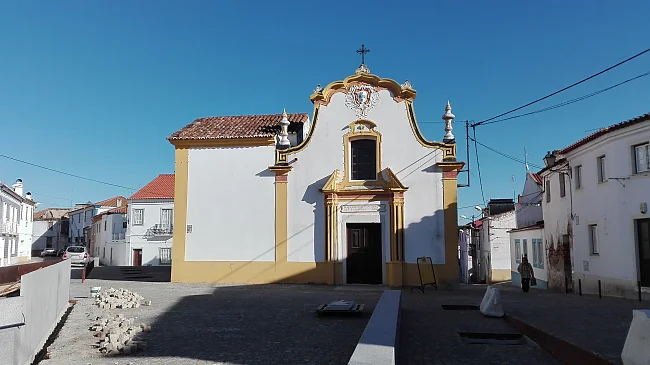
(127, 200, 174, 265)
(95, 213, 127, 265)
(286, 89, 445, 264)
(516, 174, 543, 228)
(68, 207, 94, 243)
(186, 147, 276, 262)
(17, 202, 34, 258)
(509, 229, 548, 282)
(483, 211, 516, 273)
(563, 120, 650, 291)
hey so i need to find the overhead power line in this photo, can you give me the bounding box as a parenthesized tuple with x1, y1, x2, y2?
(480, 71, 650, 126)
(471, 47, 650, 127)
(472, 127, 486, 205)
(470, 136, 545, 170)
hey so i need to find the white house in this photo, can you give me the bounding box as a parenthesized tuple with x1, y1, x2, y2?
(68, 196, 127, 248)
(126, 174, 174, 266)
(543, 112, 650, 298)
(92, 206, 128, 266)
(32, 208, 71, 254)
(166, 61, 465, 286)
(0, 179, 37, 266)
(509, 172, 548, 290)
(477, 199, 517, 283)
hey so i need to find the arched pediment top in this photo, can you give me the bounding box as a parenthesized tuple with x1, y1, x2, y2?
(310, 71, 416, 106)
(346, 119, 378, 133)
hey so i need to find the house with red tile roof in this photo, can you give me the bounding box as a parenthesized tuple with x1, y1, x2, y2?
(32, 207, 72, 255)
(91, 205, 128, 265)
(537, 112, 650, 298)
(166, 61, 465, 286)
(67, 196, 127, 248)
(122, 174, 175, 266)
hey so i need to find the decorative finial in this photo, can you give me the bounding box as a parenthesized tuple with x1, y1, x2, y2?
(442, 101, 456, 143)
(401, 80, 413, 90)
(314, 84, 323, 93)
(355, 64, 370, 74)
(277, 109, 291, 148)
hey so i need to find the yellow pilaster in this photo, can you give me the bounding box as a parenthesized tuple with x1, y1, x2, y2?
(171, 148, 189, 283)
(269, 165, 292, 263)
(387, 192, 405, 287)
(435, 161, 465, 287)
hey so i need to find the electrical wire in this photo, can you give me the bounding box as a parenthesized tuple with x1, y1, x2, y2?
(471, 47, 650, 127)
(480, 71, 649, 126)
(472, 127, 486, 205)
(470, 136, 545, 170)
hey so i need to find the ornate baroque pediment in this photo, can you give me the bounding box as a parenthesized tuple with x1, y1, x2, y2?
(320, 168, 407, 194)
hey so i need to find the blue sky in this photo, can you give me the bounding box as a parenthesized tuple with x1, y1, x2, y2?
(0, 1, 648, 217)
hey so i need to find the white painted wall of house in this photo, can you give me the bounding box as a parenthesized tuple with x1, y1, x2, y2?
(562, 119, 650, 298)
(285, 90, 446, 264)
(18, 201, 35, 259)
(32, 219, 68, 251)
(509, 228, 548, 286)
(96, 213, 127, 265)
(480, 211, 516, 280)
(516, 173, 543, 228)
(185, 147, 275, 262)
(0, 190, 24, 266)
(127, 200, 174, 266)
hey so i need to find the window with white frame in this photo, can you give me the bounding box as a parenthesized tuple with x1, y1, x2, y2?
(532, 238, 544, 268)
(559, 173, 566, 197)
(522, 239, 528, 259)
(589, 224, 599, 254)
(132, 209, 144, 226)
(597, 155, 606, 183)
(515, 239, 521, 263)
(634, 143, 649, 173)
(575, 165, 583, 189)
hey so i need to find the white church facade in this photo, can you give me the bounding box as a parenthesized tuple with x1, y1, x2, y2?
(167, 62, 465, 287)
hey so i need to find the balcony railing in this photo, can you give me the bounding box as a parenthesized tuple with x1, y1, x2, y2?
(143, 224, 173, 240)
(159, 247, 172, 265)
(0, 221, 18, 235)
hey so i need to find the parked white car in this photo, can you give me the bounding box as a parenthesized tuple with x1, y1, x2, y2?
(62, 246, 89, 267)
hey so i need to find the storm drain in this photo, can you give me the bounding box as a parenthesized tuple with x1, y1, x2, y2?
(441, 304, 480, 311)
(458, 331, 524, 345)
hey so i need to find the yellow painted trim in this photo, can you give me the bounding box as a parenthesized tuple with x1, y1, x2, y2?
(435, 161, 465, 285)
(321, 168, 408, 193)
(341, 120, 383, 186)
(275, 104, 321, 165)
(309, 71, 416, 105)
(405, 100, 457, 159)
(272, 167, 291, 263)
(171, 148, 189, 282)
(169, 137, 275, 148)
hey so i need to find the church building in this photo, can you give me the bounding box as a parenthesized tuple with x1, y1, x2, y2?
(167, 55, 465, 287)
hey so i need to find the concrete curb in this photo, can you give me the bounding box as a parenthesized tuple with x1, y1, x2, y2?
(504, 314, 616, 365)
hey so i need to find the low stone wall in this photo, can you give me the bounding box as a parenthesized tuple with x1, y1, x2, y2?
(348, 290, 401, 365)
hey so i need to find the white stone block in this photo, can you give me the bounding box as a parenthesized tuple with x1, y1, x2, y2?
(479, 286, 504, 318)
(621, 309, 650, 365)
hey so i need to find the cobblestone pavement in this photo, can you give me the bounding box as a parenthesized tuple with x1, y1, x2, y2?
(41, 280, 382, 365)
(495, 283, 648, 365)
(399, 286, 561, 365)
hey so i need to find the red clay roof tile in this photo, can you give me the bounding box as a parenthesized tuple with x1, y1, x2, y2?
(168, 113, 309, 141)
(129, 174, 175, 200)
(559, 112, 650, 154)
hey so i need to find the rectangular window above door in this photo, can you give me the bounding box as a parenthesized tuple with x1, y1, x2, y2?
(350, 139, 377, 180)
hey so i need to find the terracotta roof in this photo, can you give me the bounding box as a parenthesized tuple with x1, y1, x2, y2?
(168, 113, 309, 141)
(107, 206, 127, 214)
(129, 174, 175, 200)
(95, 196, 127, 208)
(34, 208, 71, 220)
(529, 173, 543, 185)
(559, 112, 650, 154)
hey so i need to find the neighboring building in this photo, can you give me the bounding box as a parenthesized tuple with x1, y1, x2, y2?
(68, 196, 127, 247)
(32, 208, 71, 254)
(167, 62, 465, 286)
(0, 179, 38, 266)
(515, 173, 544, 228)
(542, 112, 650, 298)
(477, 199, 516, 283)
(126, 174, 174, 266)
(92, 206, 128, 266)
(509, 224, 547, 289)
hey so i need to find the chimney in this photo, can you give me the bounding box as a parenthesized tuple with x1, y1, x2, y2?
(25, 192, 32, 200)
(117, 199, 123, 207)
(12, 179, 24, 197)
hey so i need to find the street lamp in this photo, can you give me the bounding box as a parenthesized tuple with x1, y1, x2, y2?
(544, 151, 557, 167)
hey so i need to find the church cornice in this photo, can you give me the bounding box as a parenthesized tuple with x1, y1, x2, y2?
(309, 71, 416, 107)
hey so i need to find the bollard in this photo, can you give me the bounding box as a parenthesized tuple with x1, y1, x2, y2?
(579, 279, 582, 296)
(639, 281, 643, 302)
(598, 280, 602, 298)
(82, 266, 86, 283)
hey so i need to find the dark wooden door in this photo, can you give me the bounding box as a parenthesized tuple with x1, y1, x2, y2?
(133, 249, 142, 266)
(637, 219, 650, 287)
(346, 223, 383, 284)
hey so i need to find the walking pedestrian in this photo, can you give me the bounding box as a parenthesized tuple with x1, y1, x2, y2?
(517, 255, 535, 292)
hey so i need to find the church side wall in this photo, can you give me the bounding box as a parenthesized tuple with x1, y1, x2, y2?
(185, 146, 276, 262)
(287, 90, 445, 282)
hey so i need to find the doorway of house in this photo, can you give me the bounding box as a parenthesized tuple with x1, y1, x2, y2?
(637, 218, 650, 287)
(346, 223, 383, 284)
(133, 249, 143, 267)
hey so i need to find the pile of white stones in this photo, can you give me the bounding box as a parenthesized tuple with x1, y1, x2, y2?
(95, 287, 151, 309)
(89, 314, 150, 356)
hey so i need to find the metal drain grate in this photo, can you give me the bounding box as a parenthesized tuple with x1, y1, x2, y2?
(458, 331, 524, 345)
(441, 304, 480, 311)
